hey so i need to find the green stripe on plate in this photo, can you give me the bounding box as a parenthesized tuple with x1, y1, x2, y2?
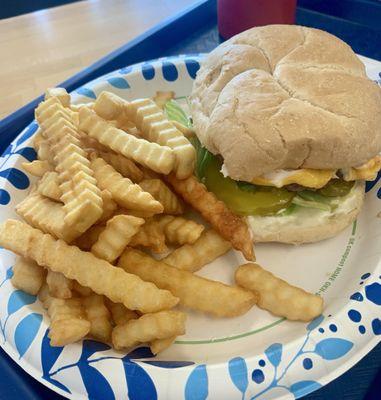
(175, 318, 285, 345)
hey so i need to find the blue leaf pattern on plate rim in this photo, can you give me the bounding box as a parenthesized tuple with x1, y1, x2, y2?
(14, 313, 43, 358)
(185, 365, 208, 400)
(0, 55, 379, 400)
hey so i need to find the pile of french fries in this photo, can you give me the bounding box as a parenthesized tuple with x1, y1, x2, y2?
(0, 88, 323, 354)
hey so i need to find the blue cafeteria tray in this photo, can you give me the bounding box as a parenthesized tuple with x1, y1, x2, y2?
(0, 0, 380, 398)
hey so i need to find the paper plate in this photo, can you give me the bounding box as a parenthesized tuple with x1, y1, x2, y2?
(0, 54, 380, 400)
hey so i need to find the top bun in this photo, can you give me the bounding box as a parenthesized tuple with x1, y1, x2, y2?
(190, 25, 381, 181)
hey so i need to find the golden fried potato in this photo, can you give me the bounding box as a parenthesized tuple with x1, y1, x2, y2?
(12, 257, 45, 295)
(139, 179, 183, 215)
(93, 91, 136, 132)
(150, 336, 176, 355)
(105, 299, 138, 326)
(91, 215, 144, 263)
(22, 160, 53, 177)
(75, 224, 105, 251)
(98, 190, 118, 223)
(16, 192, 82, 242)
(0, 220, 179, 313)
(94, 91, 126, 120)
(37, 171, 61, 202)
(83, 294, 113, 342)
(72, 281, 93, 297)
(119, 249, 257, 317)
(36, 99, 103, 232)
(98, 151, 144, 182)
(56, 150, 103, 233)
(44, 87, 71, 107)
(112, 310, 186, 350)
(70, 102, 94, 112)
(166, 174, 254, 261)
(90, 156, 163, 214)
(140, 166, 160, 180)
(79, 107, 175, 174)
(43, 294, 90, 347)
(34, 134, 55, 164)
(163, 229, 231, 272)
(35, 97, 75, 132)
(129, 218, 167, 254)
(235, 263, 324, 322)
(171, 120, 195, 138)
(153, 91, 175, 108)
(118, 209, 156, 219)
(47, 270, 73, 299)
(157, 215, 204, 245)
(127, 98, 195, 178)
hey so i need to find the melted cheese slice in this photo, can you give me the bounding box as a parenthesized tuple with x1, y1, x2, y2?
(244, 155, 381, 189)
(341, 155, 381, 181)
(251, 169, 335, 189)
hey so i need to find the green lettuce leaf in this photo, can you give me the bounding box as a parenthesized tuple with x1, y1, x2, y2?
(189, 136, 216, 181)
(292, 196, 332, 211)
(164, 99, 192, 128)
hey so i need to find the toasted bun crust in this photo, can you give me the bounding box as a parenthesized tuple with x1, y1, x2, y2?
(249, 182, 364, 244)
(190, 25, 381, 181)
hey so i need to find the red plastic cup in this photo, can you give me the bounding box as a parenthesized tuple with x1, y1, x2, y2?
(218, 0, 297, 40)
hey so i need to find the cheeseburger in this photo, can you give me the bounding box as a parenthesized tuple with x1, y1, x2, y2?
(189, 25, 381, 243)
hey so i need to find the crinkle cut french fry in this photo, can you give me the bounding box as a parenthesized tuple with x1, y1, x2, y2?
(22, 160, 53, 177)
(235, 264, 324, 322)
(83, 294, 113, 342)
(105, 299, 138, 326)
(70, 102, 94, 112)
(56, 152, 103, 233)
(94, 91, 127, 120)
(119, 249, 257, 317)
(118, 208, 156, 219)
(38, 283, 50, 306)
(140, 166, 160, 180)
(16, 192, 82, 242)
(45, 87, 71, 107)
(91, 215, 144, 263)
(153, 91, 175, 109)
(75, 224, 105, 251)
(41, 290, 90, 347)
(12, 257, 45, 295)
(166, 174, 255, 261)
(34, 129, 55, 164)
(157, 215, 204, 245)
(163, 229, 231, 272)
(33, 128, 43, 149)
(129, 218, 167, 254)
(98, 151, 144, 182)
(99, 190, 118, 223)
(37, 171, 62, 202)
(127, 98, 195, 179)
(79, 107, 175, 174)
(79, 134, 110, 153)
(0, 220, 179, 313)
(93, 91, 140, 134)
(35, 97, 73, 129)
(37, 99, 103, 232)
(90, 156, 163, 213)
(112, 310, 186, 350)
(150, 336, 176, 355)
(73, 281, 93, 297)
(139, 179, 183, 215)
(171, 120, 195, 138)
(47, 270, 73, 299)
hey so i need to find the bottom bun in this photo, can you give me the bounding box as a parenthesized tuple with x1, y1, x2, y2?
(248, 181, 365, 244)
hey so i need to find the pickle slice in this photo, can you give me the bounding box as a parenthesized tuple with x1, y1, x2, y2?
(318, 179, 354, 197)
(203, 158, 295, 216)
